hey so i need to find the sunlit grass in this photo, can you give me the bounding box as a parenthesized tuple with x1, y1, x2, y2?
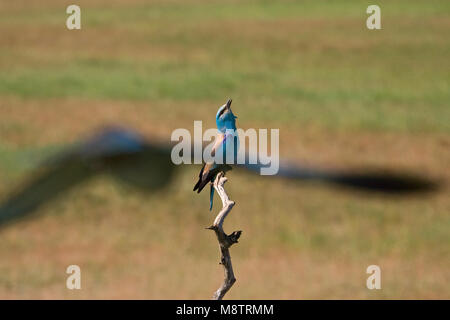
(0, 0, 449, 298)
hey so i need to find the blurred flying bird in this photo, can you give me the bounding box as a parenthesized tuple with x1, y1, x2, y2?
(0, 128, 176, 227)
(193, 99, 239, 210)
(0, 100, 438, 228)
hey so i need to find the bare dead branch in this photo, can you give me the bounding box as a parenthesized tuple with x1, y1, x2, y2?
(206, 172, 242, 300)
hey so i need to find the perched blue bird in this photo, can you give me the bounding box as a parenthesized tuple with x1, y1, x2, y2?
(193, 99, 239, 210)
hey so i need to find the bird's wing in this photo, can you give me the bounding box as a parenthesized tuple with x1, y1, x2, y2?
(193, 132, 227, 193)
(202, 162, 214, 179)
(0, 127, 176, 227)
(0, 157, 96, 226)
(237, 156, 437, 193)
(210, 132, 226, 158)
(0, 126, 438, 230)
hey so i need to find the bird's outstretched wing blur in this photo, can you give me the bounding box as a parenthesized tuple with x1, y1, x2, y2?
(238, 158, 437, 193)
(0, 127, 175, 226)
(0, 126, 438, 228)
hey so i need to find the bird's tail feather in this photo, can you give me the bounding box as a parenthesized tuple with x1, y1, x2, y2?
(209, 184, 214, 211)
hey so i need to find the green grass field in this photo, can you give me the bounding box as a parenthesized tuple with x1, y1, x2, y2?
(0, 0, 449, 299)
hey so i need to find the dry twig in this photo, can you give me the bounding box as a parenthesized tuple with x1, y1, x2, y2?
(206, 172, 242, 300)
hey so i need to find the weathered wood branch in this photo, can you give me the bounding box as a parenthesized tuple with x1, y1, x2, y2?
(206, 172, 242, 300)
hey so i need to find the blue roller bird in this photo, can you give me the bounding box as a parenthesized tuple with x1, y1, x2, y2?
(193, 99, 239, 211)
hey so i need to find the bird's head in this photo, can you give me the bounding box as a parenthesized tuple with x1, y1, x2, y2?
(216, 99, 237, 132)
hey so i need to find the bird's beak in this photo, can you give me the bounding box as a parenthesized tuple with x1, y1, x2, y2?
(226, 99, 232, 110)
(226, 99, 237, 118)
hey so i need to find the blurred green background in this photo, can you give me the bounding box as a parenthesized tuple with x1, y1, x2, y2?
(0, 0, 448, 299)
